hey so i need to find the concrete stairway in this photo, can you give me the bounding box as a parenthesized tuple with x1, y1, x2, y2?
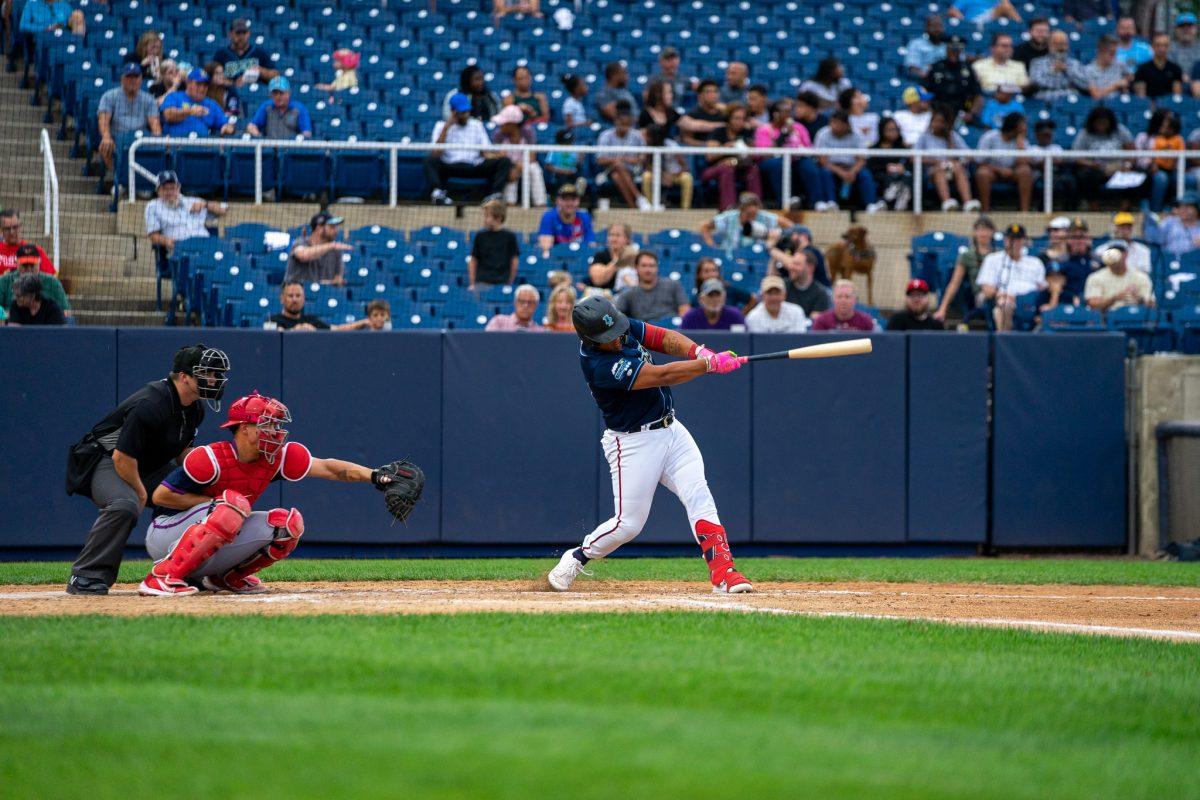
(0, 67, 164, 326)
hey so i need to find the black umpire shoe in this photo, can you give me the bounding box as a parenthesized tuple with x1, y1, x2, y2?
(65, 575, 109, 596)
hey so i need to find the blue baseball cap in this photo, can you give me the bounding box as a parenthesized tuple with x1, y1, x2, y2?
(121, 62, 142, 77)
(449, 92, 471, 113)
(1177, 12, 1197, 24)
(187, 67, 209, 83)
(268, 75, 291, 93)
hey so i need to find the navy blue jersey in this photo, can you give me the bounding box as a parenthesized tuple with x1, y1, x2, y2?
(579, 318, 673, 432)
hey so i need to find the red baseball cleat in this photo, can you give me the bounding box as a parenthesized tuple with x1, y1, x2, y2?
(138, 569, 198, 597)
(713, 567, 753, 594)
(201, 573, 267, 594)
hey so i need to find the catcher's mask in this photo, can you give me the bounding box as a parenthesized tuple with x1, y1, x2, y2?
(220, 391, 291, 463)
(172, 344, 231, 412)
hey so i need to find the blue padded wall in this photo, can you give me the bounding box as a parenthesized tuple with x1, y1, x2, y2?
(750, 333, 908, 542)
(592, 332, 752, 545)
(907, 334, 989, 542)
(279, 332, 443, 542)
(441, 332, 599, 543)
(0, 328, 118, 546)
(992, 333, 1127, 547)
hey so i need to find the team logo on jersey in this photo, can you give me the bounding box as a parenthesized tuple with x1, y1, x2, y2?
(603, 314, 614, 327)
(612, 359, 633, 381)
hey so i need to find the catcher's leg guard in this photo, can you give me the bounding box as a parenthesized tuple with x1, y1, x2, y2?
(205, 507, 304, 594)
(695, 520, 752, 594)
(139, 491, 250, 597)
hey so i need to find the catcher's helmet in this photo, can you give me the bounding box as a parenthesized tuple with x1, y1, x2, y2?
(220, 391, 291, 463)
(573, 294, 630, 346)
(172, 344, 231, 411)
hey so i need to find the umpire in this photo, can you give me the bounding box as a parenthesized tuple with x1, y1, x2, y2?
(65, 344, 231, 595)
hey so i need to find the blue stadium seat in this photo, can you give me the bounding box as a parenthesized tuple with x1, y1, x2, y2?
(1042, 304, 1104, 331)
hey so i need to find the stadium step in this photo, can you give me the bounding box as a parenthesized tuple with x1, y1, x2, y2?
(4, 173, 99, 196)
(28, 192, 114, 215)
(65, 276, 159, 297)
(71, 309, 165, 326)
(0, 136, 72, 161)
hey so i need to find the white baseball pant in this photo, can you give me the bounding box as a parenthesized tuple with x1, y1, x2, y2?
(145, 503, 278, 578)
(580, 418, 719, 559)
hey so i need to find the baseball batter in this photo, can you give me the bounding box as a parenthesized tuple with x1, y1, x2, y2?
(548, 294, 752, 593)
(139, 391, 423, 596)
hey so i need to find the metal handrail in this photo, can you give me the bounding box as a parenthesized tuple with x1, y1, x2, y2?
(39, 129, 60, 269)
(128, 135, 1193, 213)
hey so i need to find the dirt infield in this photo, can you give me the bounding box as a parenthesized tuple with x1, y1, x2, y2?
(2, 579, 1199, 641)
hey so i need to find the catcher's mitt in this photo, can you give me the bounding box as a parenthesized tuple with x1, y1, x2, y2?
(371, 460, 426, 523)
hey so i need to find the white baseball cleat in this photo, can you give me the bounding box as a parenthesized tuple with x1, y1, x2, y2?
(548, 549, 591, 592)
(712, 569, 754, 594)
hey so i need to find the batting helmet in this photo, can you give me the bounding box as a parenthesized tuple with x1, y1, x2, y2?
(220, 392, 291, 463)
(572, 294, 629, 346)
(172, 344, 231, 411)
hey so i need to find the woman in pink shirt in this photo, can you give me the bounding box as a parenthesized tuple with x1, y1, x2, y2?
(754, 99, 837, 210)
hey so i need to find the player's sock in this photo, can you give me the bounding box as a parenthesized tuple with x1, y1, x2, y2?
(572, 548, 590, 565)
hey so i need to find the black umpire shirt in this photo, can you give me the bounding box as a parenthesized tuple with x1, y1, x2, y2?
(88, 378, 204, 476)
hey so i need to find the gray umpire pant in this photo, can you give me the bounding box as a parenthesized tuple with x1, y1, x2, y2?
(70, 456, 173, 587)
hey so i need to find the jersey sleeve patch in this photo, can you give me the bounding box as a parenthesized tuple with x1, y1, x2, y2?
(279, 442, 313, 482)
(592, 356, 642, 390)
(182, 445, 219, 485)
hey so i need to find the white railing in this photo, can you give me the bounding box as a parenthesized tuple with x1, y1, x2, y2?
(128, 136, 1192, 214)
(40, 129, 60, 269)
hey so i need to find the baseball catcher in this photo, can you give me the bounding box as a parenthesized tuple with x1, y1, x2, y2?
(138, 391, 423, 596)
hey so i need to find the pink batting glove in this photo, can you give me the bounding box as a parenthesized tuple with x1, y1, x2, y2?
(694, 345, 717, 361)
(710, 351, 742, 374)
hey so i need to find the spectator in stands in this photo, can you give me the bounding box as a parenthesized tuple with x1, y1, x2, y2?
(426, 93, 512, 206)
(701, 192, 781, 257)
(639, 79, 680, 140)
(315, 49, 360, 95)
(144, 171, 224, 255)
(977, 223, 1047, 331)
(544, 284, 578, 332)
(934, 215, 996, 321)
(679, 79, 727, 146)
(537, 183, 594, 255)
(893, 86, 933, 146)
(1084, 36, 1133, 100)
(814, 111, 885, 213)
(641, 125, 694, 209)
(493, 0, 542, 17)
(594, 62, 639, 123)
(1072, 105, 1134, 208)
(839, 88, 878, 146)
(264, 281, 330, 331)
(746, 84, 770, 127)
(980, 83, 1025, 129)
(1085, 241, 1155, 310)
(811, 279, 877, 331)
(699, 104, 763, 210)
(17, 0, 83, 39)
(773, 222, 831, 286)
(7, 272, 65, 325)
(916, 105, 980, 212)
(798, 57, 851, 110)
(1014, 17, 1051, 68)
(246, 77, 312, 139)
(1171, 14, 1200, 78)
(721, 62, 750, 105)
(756, 99, 835, 210)
(1095, 212, 1151, 273)
(544, 128, 586, 197)
(1137, 109, 1186, 212)
(0, 210, 54, 274)
(793, 91, 830, 140)
(692, 257, 754, 312)
(973, 34, 1031, 94)
(1134, 34, 1184, 99)
(948, 0, 1020, 24)
(97, 63, 161, 175)
(486, 284, 545, 331)
(491, 105, 547, 206)
(1042, 218, 1099, 310)
(596, 102, 651, 210)
(1039, 215, 1072, 266)
(613, 251, 689, 320)
(339, 299, 392, 331)
(870, 117, 913, 211)
(504, 65, 549, 123)
(1063, 0, 1110, 26)
(0, 244, 69, 318)
(1029, 31, 1090, 101)
(202, 61, 241, 116)
(285, 212, 352, 286)
(1116, 17, 1153, 67)
(160, 68, 237, 137)
(745, 275, 808, 332)
(586, 223, 640, 292)
(1145, 192, 1200, 257)
(443, 65, 501, 122)
(681, 279, 745, 330)
(560, 74, 589, 128)
(211, 18, 278, 87)
(650, 46, 695, 103)
(905, 14, 948, 79)
(775, 248, 832, 316)
(149, 59, 182, 103)
(976, 112, 1033, 212)
(1029, 119, 1077, 206)
(124, 30, 163, 78)
(468, 199, 520, 291)
(925, 36, 982, 123)
(887, 279, 944, 330)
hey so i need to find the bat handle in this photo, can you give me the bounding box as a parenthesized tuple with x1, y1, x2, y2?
(737, 355, 748, 365)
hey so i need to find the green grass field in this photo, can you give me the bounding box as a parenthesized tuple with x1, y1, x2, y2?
(3, 558, 1197, 798)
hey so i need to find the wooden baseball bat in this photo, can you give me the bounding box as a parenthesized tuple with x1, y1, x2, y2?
(743, 338, 873, 363)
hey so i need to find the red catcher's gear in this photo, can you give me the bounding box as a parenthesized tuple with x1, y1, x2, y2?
(141, 490, 251, 593)
(219, 391, 292, 462)
(695, 520, 751, 590)
(212, 507, 305, 591)
(182, 440, 311, 506)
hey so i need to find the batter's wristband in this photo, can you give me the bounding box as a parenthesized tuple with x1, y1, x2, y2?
(688, 343, 703, 359)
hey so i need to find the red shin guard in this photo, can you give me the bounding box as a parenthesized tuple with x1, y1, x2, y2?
(218, 508, 304, 589)
(695, 520, 737, 585)
(154, 491, 250, 581)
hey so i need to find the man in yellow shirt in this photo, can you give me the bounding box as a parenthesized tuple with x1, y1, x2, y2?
(1084, 242, 1155, 311)
(973, 33, 1031, 93)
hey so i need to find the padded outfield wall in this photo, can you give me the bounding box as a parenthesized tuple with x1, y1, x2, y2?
(0, 329, 1127, 551)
